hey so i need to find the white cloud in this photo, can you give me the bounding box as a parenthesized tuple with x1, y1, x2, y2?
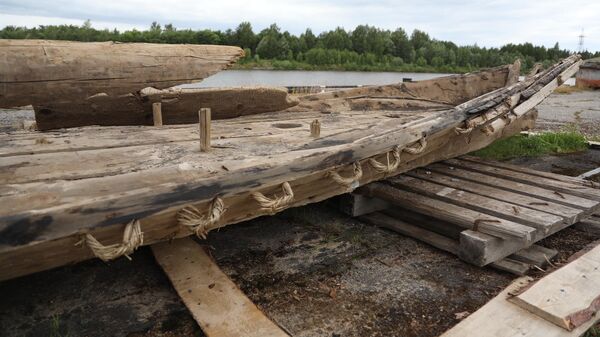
(0, 0, 598, 51)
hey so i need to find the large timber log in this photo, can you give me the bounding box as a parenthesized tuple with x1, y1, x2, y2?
(33, 87, 300, 130)
(0, 56, 581, 280)
(0, 40, 244, 108)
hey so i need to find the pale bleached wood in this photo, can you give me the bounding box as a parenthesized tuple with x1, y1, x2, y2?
(358, 182, 536, 243)
(509, 243, 600, 330)
(406, 168, 585, 223)
(387, 175, 566, 233)
(428, 163, 598, 210)
(445, 158, 600, 201)
(152, 102, 163, 127)
(152, 238, 289, 337)
(0, 39, 244, 108)
(442, 276, 600, 337)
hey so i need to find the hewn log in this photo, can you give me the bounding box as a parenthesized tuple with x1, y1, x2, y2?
(0, 39, 244, 108)
(33, 86, 299, 130)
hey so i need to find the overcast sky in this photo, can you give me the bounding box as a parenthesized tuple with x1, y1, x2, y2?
(1, 0, 598, 51)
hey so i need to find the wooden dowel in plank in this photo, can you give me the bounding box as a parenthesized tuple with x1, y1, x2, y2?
(152, 102, 163, 127)
(199, 108, 211, 152)
(310, 119, 321, 138)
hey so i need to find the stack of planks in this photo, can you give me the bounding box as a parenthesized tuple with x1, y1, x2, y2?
(349, 156, 600, 274)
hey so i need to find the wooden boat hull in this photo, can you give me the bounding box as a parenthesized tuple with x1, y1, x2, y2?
(0, 40, 244, 108)
(0, 56, 581, 280)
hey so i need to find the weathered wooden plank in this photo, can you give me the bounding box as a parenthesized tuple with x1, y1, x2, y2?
(442, 276, 600, 337)
(509, 243, 600, 330)
(406, 168, 586, 224)
(446, 158, 600, 201)
(0, 39, 244, 108)
(511, 244, 558, 267)
(152, 238, 289, 337)
(338, 193, 390, 217)
(429, 163, 599, 209)
(460, 155, 591, 186)
(387, 175, 566, 234)
(360, 211, 460, 254)
(358, 182, 536, 243)
(33, 87, 300, 130)
(491, 258, 531, 275)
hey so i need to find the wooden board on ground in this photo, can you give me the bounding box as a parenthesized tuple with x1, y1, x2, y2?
(0, 40, 244, 108)
(152, 237, 289, 337)
(441, 276, 600, 337)
(509, 243, 600, 330)
(33, 87, 300, 130)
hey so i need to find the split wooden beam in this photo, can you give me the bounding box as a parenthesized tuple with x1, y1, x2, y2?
(152, 238, 290, 337)
(0, 39, 244, 108)
(152, 102, 163, 127)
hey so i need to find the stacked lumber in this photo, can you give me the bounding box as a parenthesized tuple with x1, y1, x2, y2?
(353, 156, 600, 271)
(0, 56, 581, 280)
(0, 40, 244, 108)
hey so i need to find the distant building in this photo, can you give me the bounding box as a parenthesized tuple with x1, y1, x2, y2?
(576, 58, 600, 89)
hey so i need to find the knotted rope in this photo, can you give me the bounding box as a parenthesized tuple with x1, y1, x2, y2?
(369, 146, 401, 175)
(328, 162, 363, 189)
(403, 138, 427, 155)
(252, 182, 295, 214)
(177, 197, 226, 239)
(77, 219, 143, 262)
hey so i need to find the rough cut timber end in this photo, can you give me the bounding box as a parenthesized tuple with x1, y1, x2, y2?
(0, 39, 244, 108)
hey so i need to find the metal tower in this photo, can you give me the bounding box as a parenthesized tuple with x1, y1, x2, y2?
(578, 28, 585, 52)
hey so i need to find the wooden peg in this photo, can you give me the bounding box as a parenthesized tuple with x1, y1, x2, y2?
(310, 119, 320, 138)
(199, 108, 211, 152)
(152, 102, 163, 126)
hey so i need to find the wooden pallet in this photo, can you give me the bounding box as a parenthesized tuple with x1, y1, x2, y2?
(344, 156, 600, 272)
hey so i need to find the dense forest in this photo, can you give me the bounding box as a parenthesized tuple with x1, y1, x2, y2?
(2, 21, 599, 73)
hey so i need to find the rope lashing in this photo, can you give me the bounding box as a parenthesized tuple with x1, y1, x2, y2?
(177, 197, 226, 239)
(369, 146, 401, 175)
(329, 161, 363, 188)
(78, 219, 143, 262)
(455, 119, 477, 135)
(252, 182, 295, 214)
(402, 138, 427, 155)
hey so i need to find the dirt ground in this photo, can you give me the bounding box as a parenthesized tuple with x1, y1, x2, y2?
(1, 149, 600, 337)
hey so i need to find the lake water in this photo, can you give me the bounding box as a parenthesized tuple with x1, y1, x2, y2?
(185, 69, 452, 88)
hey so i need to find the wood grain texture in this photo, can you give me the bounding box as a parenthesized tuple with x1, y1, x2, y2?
(33, 86, 299, 130)
(152, 238, 289, 337)
(509, 243, 600, 330)
(442, 276, 600, 337)
(0, 56, 580, 280)
(0, 39, 244, 108)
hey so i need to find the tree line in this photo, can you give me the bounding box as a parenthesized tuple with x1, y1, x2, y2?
(2, 21, 598, 73)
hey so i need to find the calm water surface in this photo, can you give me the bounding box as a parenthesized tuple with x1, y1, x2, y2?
(185, 69, 452, 87)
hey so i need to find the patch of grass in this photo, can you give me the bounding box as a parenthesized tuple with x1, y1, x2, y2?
(553, 85, 586, 94)
(471, 131, 588, 160)
(585, 325, 600, 337)
(50, 315, 71, 337)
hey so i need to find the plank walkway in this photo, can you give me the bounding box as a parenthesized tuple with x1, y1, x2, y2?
(351, 156, 600, 272)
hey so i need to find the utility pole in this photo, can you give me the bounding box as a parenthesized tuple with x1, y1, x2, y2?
(578, 28, 585, 53)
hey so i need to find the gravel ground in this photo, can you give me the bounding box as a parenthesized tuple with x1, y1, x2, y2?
(535, 89, 600, 137)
